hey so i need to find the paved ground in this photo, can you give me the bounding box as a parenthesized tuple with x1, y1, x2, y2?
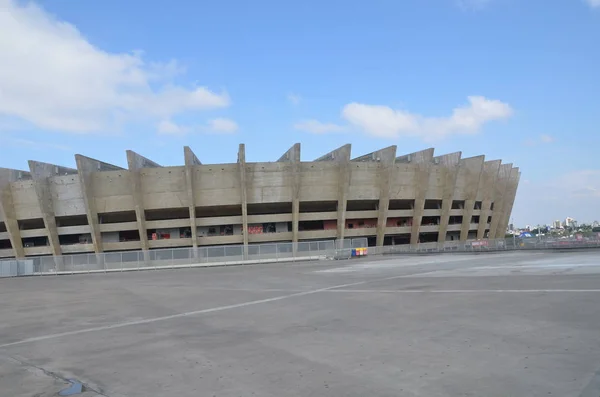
(1, 251, 599, 397)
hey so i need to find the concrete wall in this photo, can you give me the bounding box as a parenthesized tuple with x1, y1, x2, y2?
(0, 145, 519, 258)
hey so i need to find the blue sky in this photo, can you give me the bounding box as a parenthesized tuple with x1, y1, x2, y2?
(1, 0, 599, 226)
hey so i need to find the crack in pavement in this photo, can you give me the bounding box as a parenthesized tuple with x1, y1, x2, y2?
(0, 353, 112, 397)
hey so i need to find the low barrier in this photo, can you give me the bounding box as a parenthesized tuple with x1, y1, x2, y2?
(1, 236, 598, 278)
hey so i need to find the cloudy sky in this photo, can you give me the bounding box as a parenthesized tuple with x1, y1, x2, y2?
(0, 0, 598, 226)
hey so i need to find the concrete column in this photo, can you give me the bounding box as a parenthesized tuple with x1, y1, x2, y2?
(238, 144, 249, 258)
(476, 160, 502, 240)
(0, 168, 29, 258)
(184, 146, 201, 257)
(400, 149, 436, 246)
(75, 155, 124, 260)
(375, 146, 397, 247)
(487, 163, 513, 239)
(278, 143, 301, 251)
(496, 167, 520, 238)
(435, 152, 462, 247)
(126, 150, 161, 261)
(315, 144, 351, 249)
(456, 156, 485, 242)
(28, 161, 78, 269)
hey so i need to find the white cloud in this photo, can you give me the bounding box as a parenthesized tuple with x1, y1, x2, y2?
(207, 118, 238, 133)
(341, 96, 513, 141)
(0, 0, 229, 134)
(157, 118, 238, 135)
(157, 120, 189, 135)
(524, 134, 555, 146)
(287, 93, 302, 105)
(294, 119, 346, 134)
(585, 0, 600, 8)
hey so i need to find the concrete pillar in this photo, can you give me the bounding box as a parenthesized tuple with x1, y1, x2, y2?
(496, 167, 520, 238)
(401, 149, 436, 246)
(456, 156, 485, 242)
(315, 144, 351, 249)
(75, 155, 124, 262)
(278, 143, 301, 252)
(435, 152, 462, 247)
(126, 150, 160, 261)
(28, 161, 78, 269)
(184, 146, 201, 258)
(0, 168, 29, 258)
(375, 146, 397, 247)
(487, 163, 513, 239)
(238, 144, 249, 258)
(476, 160, 502, 240)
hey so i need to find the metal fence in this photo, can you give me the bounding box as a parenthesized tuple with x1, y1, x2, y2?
(0, 238, 368, 277)
(362, 236, 600, 256)
(1, 236, 599, 278)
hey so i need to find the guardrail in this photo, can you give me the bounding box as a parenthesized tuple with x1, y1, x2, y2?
(1, 236, 598, 278)
(0, 238, 368, 277)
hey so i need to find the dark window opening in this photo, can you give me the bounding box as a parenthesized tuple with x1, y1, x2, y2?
(490, 202, 495, 211)
(424, 200, 442, 210)
(474, 201, 483, 210)
(471, 216, 480, 224)
(387, 217, 412, 227)
(299, 220, 324, 231)
(119, 230, 140, 242)
(388, 200, 414, 210)
(22, 236, 48, 247)
(384, 234, 411, 246)
(299, 201, 337, 213)
(422, 216, 441, 225)
(451, 200, 465, 210)
(56, 215, 88, 227)
(247, 202, 292, 215)
(449, 216, 463, 225)
(367, 237, 377, 247)
(345, 219, 377, 229)
(0, 239, 11, 249)
(263, 222, 276, 233)
(180, 227, 192, 238)
(18, 218, 45, 230)
(287, 221, 293, 232)
(487, 216, 492, 223)
(448, 232, 460, 241)
(347, 200, 378, 211)
(145, 207, 189, 221)
(220, 225, 234, 235)
(99, 211, 137, 224)
(0, 222, 7, 233)
(196, 205, 242, 218)
(419, 232, 439, 243)
(59, 233, 92, 245)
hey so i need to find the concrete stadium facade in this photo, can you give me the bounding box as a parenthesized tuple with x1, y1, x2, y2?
(0, 144, 520, 259)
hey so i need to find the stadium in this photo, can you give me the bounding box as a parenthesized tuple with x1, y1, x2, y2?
(0, 143, 519, 261)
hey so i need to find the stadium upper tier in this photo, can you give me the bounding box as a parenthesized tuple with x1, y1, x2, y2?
(0, 144, 520, 259)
